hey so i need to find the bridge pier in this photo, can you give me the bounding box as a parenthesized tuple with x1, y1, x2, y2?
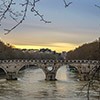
(6, 72, 17, 80)
(45, 72, 57, 81)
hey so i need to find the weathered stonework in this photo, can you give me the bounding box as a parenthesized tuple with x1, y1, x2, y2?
(0, 60, 99, 81)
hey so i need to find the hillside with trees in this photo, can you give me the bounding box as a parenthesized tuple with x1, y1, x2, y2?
(0, 40, 61, 60)
(0, 39, 100, 60)
(67, 39, 100, 60)
(0, 40, 25, 59)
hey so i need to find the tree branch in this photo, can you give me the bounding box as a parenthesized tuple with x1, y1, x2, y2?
(63, 0, 72, 8)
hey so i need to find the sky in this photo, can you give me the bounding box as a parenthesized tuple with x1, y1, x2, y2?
(0, 0, 100, 52)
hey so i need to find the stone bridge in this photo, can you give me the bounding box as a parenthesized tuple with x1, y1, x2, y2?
(0, 60, 99, 81)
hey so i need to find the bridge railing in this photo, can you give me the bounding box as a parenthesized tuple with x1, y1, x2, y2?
(67, 60, 99, 64)
(0, 59, 99, 64)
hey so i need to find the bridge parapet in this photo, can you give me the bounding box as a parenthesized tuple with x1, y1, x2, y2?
(0, 59, 68, 64)
(67, 60, 99, 64)
(0, 59, 99, 64)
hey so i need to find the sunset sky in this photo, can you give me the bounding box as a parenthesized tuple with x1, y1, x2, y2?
(0, 0, 100, 52)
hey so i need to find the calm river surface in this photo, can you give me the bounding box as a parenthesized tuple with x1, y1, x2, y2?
(0, 66, 88, 100)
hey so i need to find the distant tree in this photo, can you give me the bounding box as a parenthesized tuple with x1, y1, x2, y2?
(0, 40, 62, 60)
(67, 40, 100, 60)
(39, 48, 52, 53)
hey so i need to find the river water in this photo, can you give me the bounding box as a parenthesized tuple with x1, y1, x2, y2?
(0, 66, 90, 100)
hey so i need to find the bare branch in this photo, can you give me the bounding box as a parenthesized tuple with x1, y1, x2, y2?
(0, 0, 13, 22)
(79, 65, 100, 100)
(4, 0, 29, 35)
(0, 0, 52, 34)
(0, 0, 72, 34)
(95, 4, 100, 8)
(63, 0, 72, 8)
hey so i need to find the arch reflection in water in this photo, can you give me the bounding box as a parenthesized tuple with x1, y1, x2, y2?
(0, 68, 6, 79)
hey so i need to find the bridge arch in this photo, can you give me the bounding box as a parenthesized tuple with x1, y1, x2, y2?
(16, 63, 44, 74)
(19, 65, 27, 71)
(56, 65, 67, 80)
(68, 65, 80, 73)
(17, 64, 40, 73)
(16, 64, 29, 74)
(16, 63, 46, 80)
(0, 67, 7, 75)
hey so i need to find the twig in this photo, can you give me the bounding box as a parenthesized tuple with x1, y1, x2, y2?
(63, 0, 72, 8)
